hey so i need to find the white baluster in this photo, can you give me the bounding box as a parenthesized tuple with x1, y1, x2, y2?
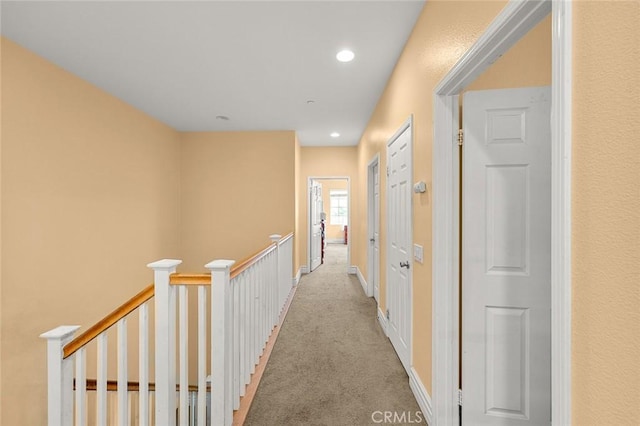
(197, 286, 207, 426)
(243, 271, 251, 386)
(249, 267, 256, 375)
(206, 259, 235, 426)
(139, 302, 149, 426)
(256, 261, 263, 362)
(148, 258, 182, 426)
(118, 318, 129, 426)
(238, 273, 247, 392)
(270, 235, 280, 327)
(232, 278, 240, 409)
(76, 347, 87, 426)
(179, 285, 189, 426)
(97, 333, 107, 426)
(40, 325, 80, 426)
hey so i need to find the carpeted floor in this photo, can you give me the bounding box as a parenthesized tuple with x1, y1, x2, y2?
(244, 244, 423, 425)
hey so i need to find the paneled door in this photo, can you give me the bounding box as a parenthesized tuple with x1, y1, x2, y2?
(386, 120, 412, 372)
(462, 87, 551, 425)
(370, 161, 381, 302)
(310, 180, 323, 272)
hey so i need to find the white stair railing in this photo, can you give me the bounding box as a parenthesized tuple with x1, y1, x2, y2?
(41, 232, 295, 426)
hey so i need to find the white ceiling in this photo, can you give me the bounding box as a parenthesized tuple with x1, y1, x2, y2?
(1, 1, 425, 146)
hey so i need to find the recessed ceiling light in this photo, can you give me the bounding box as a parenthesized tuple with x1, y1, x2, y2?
(307, 100, 315, 104)
(336, 49, 355, 62)
(330, 132, 340, 138)
(216, 115, 230, 121)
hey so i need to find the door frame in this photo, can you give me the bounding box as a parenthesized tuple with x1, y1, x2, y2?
(367, 154, 380, 299)
(306, 176, 351, 273)
(431, 1, 572, 425)
(386, 116, 414, 371)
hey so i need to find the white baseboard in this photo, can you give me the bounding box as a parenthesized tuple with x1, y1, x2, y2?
(326, 239, 346, 244)
(294, 268, 302, 286)
(300, 265, 309, 274)
(377, 307, 388, 336)
(354, 266, 371, 297)
(409, 368, 433, 425)
(348, 265, 357, 275)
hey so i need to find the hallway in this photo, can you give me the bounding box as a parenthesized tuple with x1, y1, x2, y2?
(244, 244, 423, 425)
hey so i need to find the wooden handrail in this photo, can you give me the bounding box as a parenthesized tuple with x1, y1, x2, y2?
(63, 284, 155, 359)
(231, 232, 294, 279)
(231, 244, 277, 279)
(170, 273, 211, 286)
(62, 232, 293, 358)
(280, 232, 294, 243)
(77, 379, 207, 393)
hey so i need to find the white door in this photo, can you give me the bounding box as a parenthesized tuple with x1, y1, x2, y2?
(310, 180, 323, 272)
(462, 87, 551, 425)
(370, 162, 381, 301)
(386, 121, 412, 372)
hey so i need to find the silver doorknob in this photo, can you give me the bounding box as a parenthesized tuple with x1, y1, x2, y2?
(399, 261, 410, 269)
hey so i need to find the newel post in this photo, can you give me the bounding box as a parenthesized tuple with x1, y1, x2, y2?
(270, 234, 282, 320)
(206, 259, 235, 426)
(147, 258, 182, 426)
(40, 325, 81, 426)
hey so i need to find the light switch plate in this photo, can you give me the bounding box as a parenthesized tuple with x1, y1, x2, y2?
(413, 244, 424, 264)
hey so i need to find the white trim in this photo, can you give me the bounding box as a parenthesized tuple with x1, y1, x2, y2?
(367, 153, 381, 300)
(306, 176, 351, 274)
(434, 0, 551, 95)
(355, 266, 369, 297)
(431, 1, 571, 425)
(347, 266, 357, 275)
(386, 115, 414, 372)
(300, 265, 309, 275)
(377, 307, 388, 336)
(432, 94, 460, 426)
(409, 368, 433, 426)
(294, 268, 302, 286)
(551, 1, 572, 423)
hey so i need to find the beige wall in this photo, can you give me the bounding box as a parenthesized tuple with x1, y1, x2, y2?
(179, 131, 296, 271)
(355, 0, 508, 393)
(1, 38, 182, 425)
(572, 1, 640, 423)
(298, 147, 358, 270)
(319, 179, 349, 241)
(353, 1, 554, 394)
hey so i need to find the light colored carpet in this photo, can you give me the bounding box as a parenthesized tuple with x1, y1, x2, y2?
(244, 244, 423, 425)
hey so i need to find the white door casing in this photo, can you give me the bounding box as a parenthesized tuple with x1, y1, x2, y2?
(386, 118, 413, 373)
(431, 2, 571, 425)
(310, 180, 323, 272)
(368, 156, 381, 301)
(462, 86, 551, 425)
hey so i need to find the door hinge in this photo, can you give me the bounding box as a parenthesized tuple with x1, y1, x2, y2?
(386, 309, 390, 320)
(457, 389, 463, 406)
(457, 129, 464, 146)
(386, 167, 390, 177)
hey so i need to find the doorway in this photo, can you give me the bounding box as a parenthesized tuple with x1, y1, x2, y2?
(386, 117, 413, 373)
(367, 155, 381, 301)
(431, 1, 572, 425)
(307, 177, 350, 273)
(461, 86, 551, 425)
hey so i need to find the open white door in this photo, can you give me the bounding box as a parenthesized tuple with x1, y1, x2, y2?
(310, 180, 323, 272)
(386, 120, 412, 372)
(369, 160, 381, 301)
(462, 86, 551, 425)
